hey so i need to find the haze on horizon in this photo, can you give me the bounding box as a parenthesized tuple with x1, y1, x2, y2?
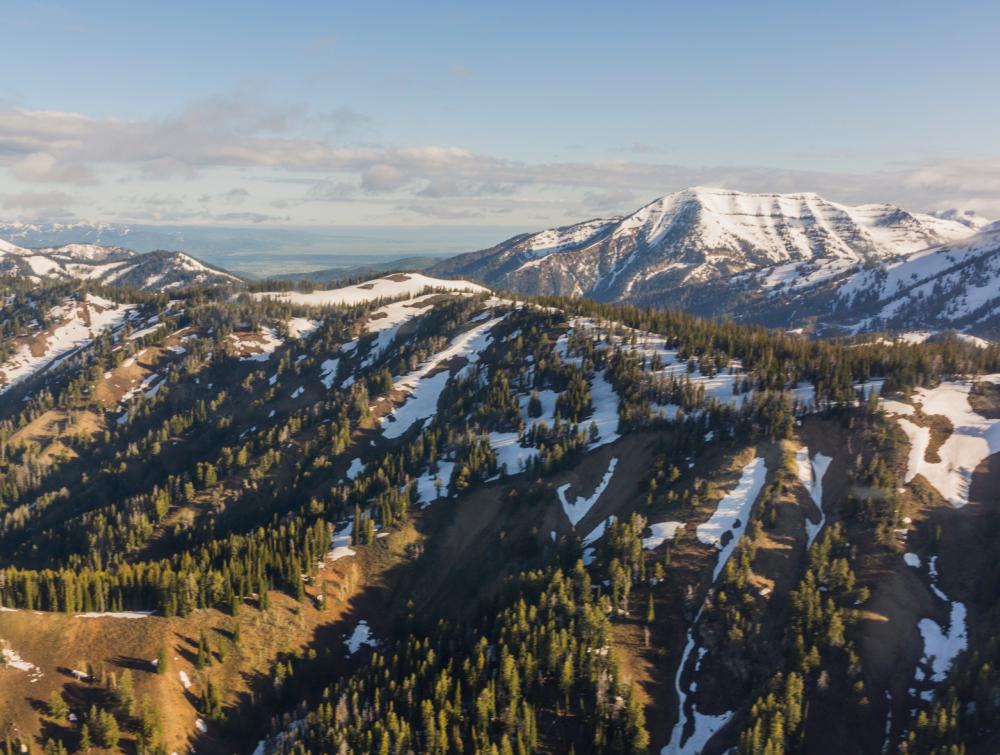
(1, 0, 998, 235)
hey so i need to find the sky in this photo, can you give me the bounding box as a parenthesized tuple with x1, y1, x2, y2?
(1, 0, 999, 233)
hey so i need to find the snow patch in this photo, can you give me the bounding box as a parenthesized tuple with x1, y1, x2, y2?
(344, 620, 376, 654)
(557, 457, 618, 527)
(795, 448, 832, 548)
(642, 521, 684, 550)
(697, 457, 768, 581)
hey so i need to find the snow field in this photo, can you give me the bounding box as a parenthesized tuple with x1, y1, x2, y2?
(696, 456, 769, 581)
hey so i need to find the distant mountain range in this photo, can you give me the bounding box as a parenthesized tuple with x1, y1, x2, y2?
(431, 187, 999, 336)
(0, 237, 240, 290)
(0, 221, 496, 277)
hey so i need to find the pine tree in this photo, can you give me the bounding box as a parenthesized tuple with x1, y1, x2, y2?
(48, 691, 69, 721)
(156, 645, 168, 675)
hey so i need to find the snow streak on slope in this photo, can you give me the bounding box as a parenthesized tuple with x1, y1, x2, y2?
(696, 456, 769, 581)
(795, 447, 832, 548)
(664, 456, 769, 754)
(0, 294, 134, 393)
(380, 316, 505, 439)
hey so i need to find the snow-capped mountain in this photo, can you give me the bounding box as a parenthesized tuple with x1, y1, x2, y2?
(0, 221, 143, 249)
(432, 187, 995, 335)
(433, 187, 979, 300)
(0, 237, 241, 291)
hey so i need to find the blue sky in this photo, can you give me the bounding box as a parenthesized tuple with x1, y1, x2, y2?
(1, 0, 998, 228)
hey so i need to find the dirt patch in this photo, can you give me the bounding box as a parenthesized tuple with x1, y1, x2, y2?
(384, 273, 412, 283)
(25, 328, 55, 359)
(919, 412, 954, 464)
(93, 347, 163, 406)
(9, 409, 104, 466)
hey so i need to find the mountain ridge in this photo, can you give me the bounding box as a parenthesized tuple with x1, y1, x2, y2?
(0, 236, 241, 291)
(431, 187, 997, 335)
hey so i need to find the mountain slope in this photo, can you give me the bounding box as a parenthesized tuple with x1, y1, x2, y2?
(0, 237, 241, 290)
(833, 221, 1000, 334)
(432, 187, 991, 334)
(1, 272, 1000, 753)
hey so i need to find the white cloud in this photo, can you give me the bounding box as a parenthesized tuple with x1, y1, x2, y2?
(2, 190, 76, 208)
(0, 98, 998, 225)
(11, 152, 95, 184)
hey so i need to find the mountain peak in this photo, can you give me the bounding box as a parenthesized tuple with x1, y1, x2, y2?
(430, 188, 992, 329)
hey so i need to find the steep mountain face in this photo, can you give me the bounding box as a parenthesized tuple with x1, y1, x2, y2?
(0, 237, 241, 290)
(432, 187, 992, 333)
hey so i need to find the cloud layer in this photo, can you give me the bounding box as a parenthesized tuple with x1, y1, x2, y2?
(1, 100, 998, 226)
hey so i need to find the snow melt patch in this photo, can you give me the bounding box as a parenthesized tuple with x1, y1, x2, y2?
(697, 457, 768, 581)
(642, 521, 684, 550)
(883, 376, 1000, 507)
(328, 522, 355, 562)
(0, 641, 43, 680)
(795, 448, 832, 548)
(413, 461, 455, 506)
(346, 457, 364, 480)
(557, 457, 618, 528)
(319, 357, 339, 389)
(587, 371, 622, 448)
(287, 317, 319, 339)
(662, 608, 734, 755)
(344, 620, 376, 654)
(230, 327, 283, 362)
(919, 602, 967, 683)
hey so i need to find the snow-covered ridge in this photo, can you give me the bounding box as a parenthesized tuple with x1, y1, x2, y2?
(253, 272, 487, 307)
(0, 236, 240, 291)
